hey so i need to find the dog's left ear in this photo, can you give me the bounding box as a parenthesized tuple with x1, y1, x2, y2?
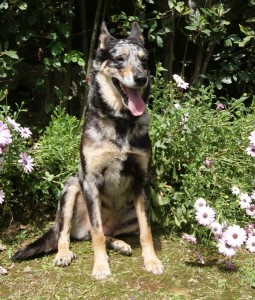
(128, 22, 144, 45)
(99, 22, 115, 49)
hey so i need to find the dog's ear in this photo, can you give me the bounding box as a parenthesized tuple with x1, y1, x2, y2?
(99, 22, 114, 49)
(128, 22, 144, 45)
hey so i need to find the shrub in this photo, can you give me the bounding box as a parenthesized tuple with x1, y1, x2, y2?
(149, 65, 255, 234)
(0, 106, 81, 228)
(0, 102, 35, 226)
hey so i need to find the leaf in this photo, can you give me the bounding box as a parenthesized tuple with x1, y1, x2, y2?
(77, 58, 85, 67)
(238, 36, 252, 47)
(156, 35, 163, 47)
(0, 90, 6, 101)
(201, 29, 211, 36)
(246, 17, 255, 22)
(224, 39, 232, 47)
(18, 2, 28, 10)
(168, 0, 175, 9)
(2, 51, 19, 59)
(238, 71, 250, 82)
(239, 24, 254, 36)
(185, 25, 197, 31)
(221, 76, 232, 84)
(0, 1, 8, 9)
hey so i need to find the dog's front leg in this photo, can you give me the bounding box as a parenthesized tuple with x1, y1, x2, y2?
(82, 180, 111, 280)
(135, 190, 164, 274)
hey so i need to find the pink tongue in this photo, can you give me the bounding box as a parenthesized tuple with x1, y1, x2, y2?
(124, 87, 145, 116)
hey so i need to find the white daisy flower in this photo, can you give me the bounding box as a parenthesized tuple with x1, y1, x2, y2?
(194, 198, 207, 210)
(173, 103, 182, 110)
(217, 237, 237, 257)
(224, 225, 247, 248)
(246, 235, 255, 253)
(195, 206, 215, 226)
(246, 205, 255, 217)
(231, 186, 240, 196)
(250, 190, 255, 200)
(239, 193, 252, 209)
(210, 222, 224, 238)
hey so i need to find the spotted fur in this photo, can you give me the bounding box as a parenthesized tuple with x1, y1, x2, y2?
(12, 22, 164, 280)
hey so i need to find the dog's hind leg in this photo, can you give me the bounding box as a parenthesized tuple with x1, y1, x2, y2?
(107, 207, 140, 255)
(135, 190, 164, 275)
(106, 236, 132, 255)
(54, 176, 80, 267)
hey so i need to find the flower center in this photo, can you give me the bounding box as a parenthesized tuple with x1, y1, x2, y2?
(202, 213, 208, 219)
(233, 233, 238, 239)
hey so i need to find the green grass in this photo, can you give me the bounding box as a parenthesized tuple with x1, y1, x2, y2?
(1, 225, 255, 300)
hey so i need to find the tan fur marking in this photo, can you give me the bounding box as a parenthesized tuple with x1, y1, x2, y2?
(96, 72, 125, 111)
(135, 193, 164, 274)
(54, 183, 80, 266)
(91, 231, 111, 280)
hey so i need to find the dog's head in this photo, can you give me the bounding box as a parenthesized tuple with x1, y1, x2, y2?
(92, 22, 149, 118)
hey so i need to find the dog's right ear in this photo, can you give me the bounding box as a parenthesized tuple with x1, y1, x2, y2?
(99, 22, 113, 49)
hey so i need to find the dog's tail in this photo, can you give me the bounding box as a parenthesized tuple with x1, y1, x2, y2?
(11, 226, 59, 260)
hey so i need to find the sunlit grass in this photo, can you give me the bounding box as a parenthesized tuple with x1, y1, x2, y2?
(1, 225, 255, 299)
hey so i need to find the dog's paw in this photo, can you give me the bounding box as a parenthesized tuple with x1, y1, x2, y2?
(54, 250, 77, 267)
(144, 257, 164, 274)
(111, 240, 132, 256)
(92, 263, 111, 280)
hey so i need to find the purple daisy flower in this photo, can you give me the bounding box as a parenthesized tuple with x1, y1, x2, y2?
(246, 205, 255, 217)
(224, 225, 247, 248)
(194, 198, 207, 210)
(216, 103, 225, 111)
(6, 116, 21, 132)
(0, 145, 8, 155)
(251, 190, 255, 200)
(217, 237, 237, 257)
(248, 130, 255, 144)
(182, 233, 197, 244)
(173, 74, 189, 89)
(195, 206, 215, 226)
(18, 152, 34, 173)
(246, 235, 255, 253)
(246, 144, 255, 157)
(231, 186, 240, 196)
(210, 222, 224, 238)
(0, 121, 12, 146)
(204, 159, 212, 167)
(19, 127, 32, 139)
(239, 193, 252, 209)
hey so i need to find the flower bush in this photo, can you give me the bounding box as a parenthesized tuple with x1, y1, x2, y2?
(0, 105, 80, 228)
(0, 103, 34, 223)
(149, 64, 255, 235)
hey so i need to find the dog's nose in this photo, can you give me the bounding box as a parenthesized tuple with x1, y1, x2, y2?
(133, 74, 147, 86)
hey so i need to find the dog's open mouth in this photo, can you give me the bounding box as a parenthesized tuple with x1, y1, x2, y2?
(112, 78, 146, 116)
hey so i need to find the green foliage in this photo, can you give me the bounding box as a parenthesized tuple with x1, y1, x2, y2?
(0, 103, 34, 224)
(0, 106, 81, 227)
(0, 51, 20, 100)
(111, 0, 255, 96)
(25, 107, 81, 203)
(149, 66, 255, 232)
(0, 0, 85, 111)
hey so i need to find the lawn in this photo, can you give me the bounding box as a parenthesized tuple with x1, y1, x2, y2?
(0, 225, 255, 300)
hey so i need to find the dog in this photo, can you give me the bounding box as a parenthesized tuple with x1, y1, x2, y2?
(12, 22, 164, 280)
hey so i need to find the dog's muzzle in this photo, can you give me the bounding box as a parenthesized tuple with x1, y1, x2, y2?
(112, 78, 147, 117)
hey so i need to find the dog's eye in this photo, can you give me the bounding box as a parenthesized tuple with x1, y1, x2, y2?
(140, 57, 148, 63)
(115, 56, 125, 63)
